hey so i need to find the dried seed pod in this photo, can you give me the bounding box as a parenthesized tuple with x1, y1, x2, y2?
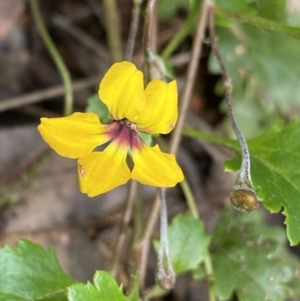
(156, 269, 176, 290)
(230, 187, 259, 213)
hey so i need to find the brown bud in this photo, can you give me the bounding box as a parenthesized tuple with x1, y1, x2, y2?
(156, 270, 176, 290)
(230, 188, 259, 213)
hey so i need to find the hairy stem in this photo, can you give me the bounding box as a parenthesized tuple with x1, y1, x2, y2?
(156, 188, 175, 290)
(208, 7, 258, 213)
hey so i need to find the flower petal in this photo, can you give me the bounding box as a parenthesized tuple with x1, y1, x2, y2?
(99, 61, 146, 122)
(38, 112, 110, 158)
(135, 80, 178, 134)
(131, 143, 184, 187)
(77, 142, 131, 196)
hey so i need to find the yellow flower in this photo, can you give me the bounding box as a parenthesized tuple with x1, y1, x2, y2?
(38, 61, 184, 197)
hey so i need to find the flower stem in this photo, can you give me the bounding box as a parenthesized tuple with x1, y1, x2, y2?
(180, 179, 199, 219)
(125, 0, 143, 61)
(102, 0, 123, 62)
(204, 255, 217, 301)
(161, 4, 199, 61)
(208, 7, 258, 213)
(156, 188, 175, 290)
(29, 0, 73, 116)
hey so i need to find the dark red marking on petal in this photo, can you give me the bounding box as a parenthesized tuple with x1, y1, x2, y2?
(130, 130, 143, 151)
(108, 119, 141, 148)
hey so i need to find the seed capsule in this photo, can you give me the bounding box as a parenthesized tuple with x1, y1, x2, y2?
(156, 270, 176, 290)
(230, 188, 259, 213)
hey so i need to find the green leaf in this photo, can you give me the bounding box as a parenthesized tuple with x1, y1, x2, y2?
(85, 94, 111, 123)
(211, 208, 300, 301)
(156, 214, 210, 274)
(0, 239, 77, 301)
(210, 24, 300, 137)
(225, 120, 300, 245)
(68, 271, 128, 301)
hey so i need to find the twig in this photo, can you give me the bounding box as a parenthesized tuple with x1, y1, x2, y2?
(85, 0, 104, 24)
(102, 0, 123, 62)
(109, 180, 138, 277)
(142, 0, 157, 82)
(28, 0, 73, 116)
(170, 0, 210, 154)
(137, 193, 160, 285)
(125, 0, 143, 61)
(0, 75, 101, 113)
(52, 14, 109, 61)
(208, 7, 258, 213)
(166, 2, 219, 300)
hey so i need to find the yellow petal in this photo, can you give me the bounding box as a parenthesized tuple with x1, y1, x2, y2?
(131, 143, 184, 187)
(38, 112, 110, 159)
(135, 80, 178, 134)
(77, 142, 130, 197)
(99, 62, 146, 122)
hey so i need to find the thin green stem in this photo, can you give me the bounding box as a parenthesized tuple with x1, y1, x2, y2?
(161, 6, 199, 61)
(180, 179, 199, 219)
(182, 127, 239, 151)
(204, 255, 217, 301)
(29, 0, 73, 116)
(102, 0, 123, 62)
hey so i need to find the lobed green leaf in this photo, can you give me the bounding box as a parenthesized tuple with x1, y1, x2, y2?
(68, 271, 128, 301)
(211, 208, 300, 301)
(0, 239, 77, 301)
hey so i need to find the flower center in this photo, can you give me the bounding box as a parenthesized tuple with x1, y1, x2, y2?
(120, 119, 137, 131)
(108, 119, 141, 149)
